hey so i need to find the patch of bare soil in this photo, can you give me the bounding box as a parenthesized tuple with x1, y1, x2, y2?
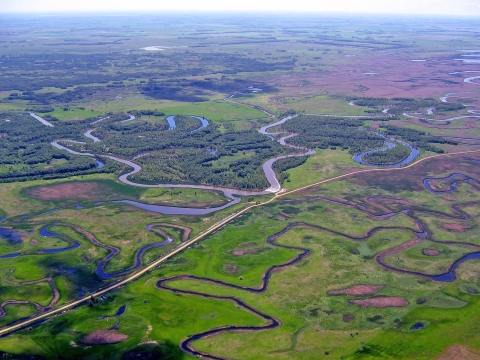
(443, 223, 471, 232)
(30, 239, 38, 245)
(436, 344, 480, 360)
(350, 297, 409, 308)
(342, 313, 355, 322)
(25, 182, 103, 200)
(443, 196, 457, 201)
(423, 248, 440, 256)
(231, 248, 265, 256)
(80, 330, 128, 345)
(223, 264, 239, 274)
(328, 285, 384, 296)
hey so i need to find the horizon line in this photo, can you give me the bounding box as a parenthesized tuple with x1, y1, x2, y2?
(1, 10, 479, 18)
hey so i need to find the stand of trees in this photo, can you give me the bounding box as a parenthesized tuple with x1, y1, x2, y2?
(280, 116, 385, 154)
(363, 143, 410, 164)
(0, 157, 117, 183)
(272, 156, 308, 184)
(345, 96, 465, 114)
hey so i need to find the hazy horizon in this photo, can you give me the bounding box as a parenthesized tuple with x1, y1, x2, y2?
(1, 0, 480, 17)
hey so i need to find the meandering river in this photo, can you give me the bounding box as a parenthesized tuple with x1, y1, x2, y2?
(50, 107, 422, 214)
(353, 132, 420, 167)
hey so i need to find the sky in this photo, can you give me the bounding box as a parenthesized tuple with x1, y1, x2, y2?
(1, 0, 480, 16)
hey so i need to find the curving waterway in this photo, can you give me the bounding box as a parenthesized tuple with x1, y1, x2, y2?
(156, 184, 480, 358)
(151, 165, 480, 358)
(166, 115, 209, 132)
(96, 224, 173, 279)
(0, 225, 80, 259)
(423, 173, 480, 194)
(52, 113, 316, 204)
(0, 223, 177, 279)
(353, 132, 420, 167)
(84, 129, 100, 143)
(50, 105, 422, 214)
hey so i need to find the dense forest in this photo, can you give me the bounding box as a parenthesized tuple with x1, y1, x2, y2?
(131, 147, 276, 190)
(280, 116, 385, 154)
(0, 111, 295, 188)
(278, 116, 458, 165)
(0, 112, 117, 183)
(80, 115, 291, 190)
(0, 109, 459, 186)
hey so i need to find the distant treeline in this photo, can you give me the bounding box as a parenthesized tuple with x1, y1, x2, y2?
(0, 51, 292, 92)
(379, 124, 457, 153)
(4, 79, 276, 107)
(129, 110, 165, 117)
(345, 96, 465, 114)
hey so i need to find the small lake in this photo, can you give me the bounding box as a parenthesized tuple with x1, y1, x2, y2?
(0, 228, 22, 244)
(116, 305, 127, 316)
(411, 322, 425, 330)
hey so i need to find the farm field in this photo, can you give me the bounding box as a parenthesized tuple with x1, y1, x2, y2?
(0, 12, 480, 360)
